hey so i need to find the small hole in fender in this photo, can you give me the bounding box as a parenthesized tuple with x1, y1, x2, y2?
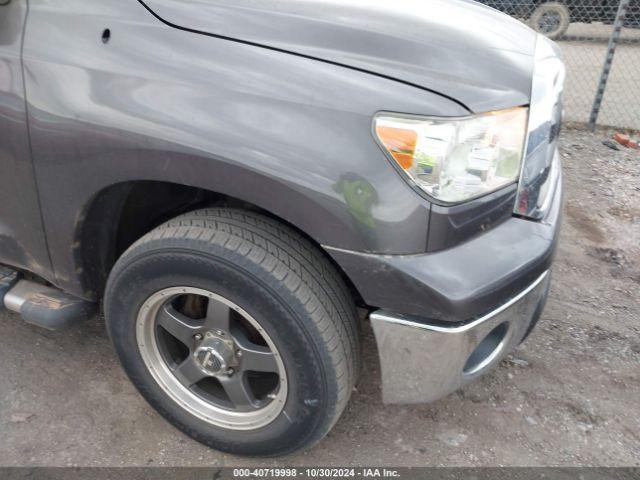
(101, 28, 111, 44)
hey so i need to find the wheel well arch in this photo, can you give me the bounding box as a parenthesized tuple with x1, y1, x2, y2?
(76, 180, 364, 306)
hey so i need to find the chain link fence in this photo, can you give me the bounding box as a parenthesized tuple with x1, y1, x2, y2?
(477, 0, 640, 131)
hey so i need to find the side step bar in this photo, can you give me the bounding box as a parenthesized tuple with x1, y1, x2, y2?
(0, 268, 96, 330)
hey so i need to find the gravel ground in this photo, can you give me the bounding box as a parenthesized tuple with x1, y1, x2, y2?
(0, 128, 638, 467)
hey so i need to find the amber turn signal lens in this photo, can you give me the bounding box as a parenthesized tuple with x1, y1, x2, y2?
(375, 125, 417, 170)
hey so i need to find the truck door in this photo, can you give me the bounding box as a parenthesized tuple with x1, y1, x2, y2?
(0, 0, 52, 279)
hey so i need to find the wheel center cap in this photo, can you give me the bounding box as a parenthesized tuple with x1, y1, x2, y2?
(194, 336, 235, 376)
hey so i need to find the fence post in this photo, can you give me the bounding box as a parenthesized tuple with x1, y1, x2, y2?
(588, 0, 629, 131)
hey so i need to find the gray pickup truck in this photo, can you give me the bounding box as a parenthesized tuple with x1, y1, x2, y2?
(0, 0, 564, 456)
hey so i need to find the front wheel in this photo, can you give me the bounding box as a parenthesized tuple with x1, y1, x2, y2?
(530, 2, 571, 40)
(104, 208, 360, 456)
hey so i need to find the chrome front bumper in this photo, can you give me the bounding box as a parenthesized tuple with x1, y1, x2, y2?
(370, 271, 551, 404)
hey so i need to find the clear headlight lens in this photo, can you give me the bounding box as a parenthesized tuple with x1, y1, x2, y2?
(374, 108, 528, 203)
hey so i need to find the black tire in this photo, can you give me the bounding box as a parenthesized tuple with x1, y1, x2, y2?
(104, 208, 360, 456)
(530, 2, 570, 40)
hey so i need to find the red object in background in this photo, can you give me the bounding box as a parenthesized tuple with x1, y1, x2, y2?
(614, 133, 630, 146)
(613, 133, 639, 149)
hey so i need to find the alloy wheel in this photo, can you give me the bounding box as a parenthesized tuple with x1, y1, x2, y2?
(136, 287, 287, 430)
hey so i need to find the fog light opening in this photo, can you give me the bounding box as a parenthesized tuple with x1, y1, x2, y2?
(463, 322, 509, 376)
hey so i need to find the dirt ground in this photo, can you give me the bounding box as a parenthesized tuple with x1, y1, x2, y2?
(0, 128, 638, 467)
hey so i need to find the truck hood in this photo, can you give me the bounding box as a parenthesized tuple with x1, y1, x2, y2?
(139, 0, 537, 112)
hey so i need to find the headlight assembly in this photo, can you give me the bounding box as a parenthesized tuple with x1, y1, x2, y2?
(374, 107, 528, 203)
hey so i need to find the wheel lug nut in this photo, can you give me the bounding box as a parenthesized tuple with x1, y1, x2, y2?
(216, 330, 224, 336)
(226, 367, 235, 376)
(236, 350, 242, 357)
(194, 333, 203, 340)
